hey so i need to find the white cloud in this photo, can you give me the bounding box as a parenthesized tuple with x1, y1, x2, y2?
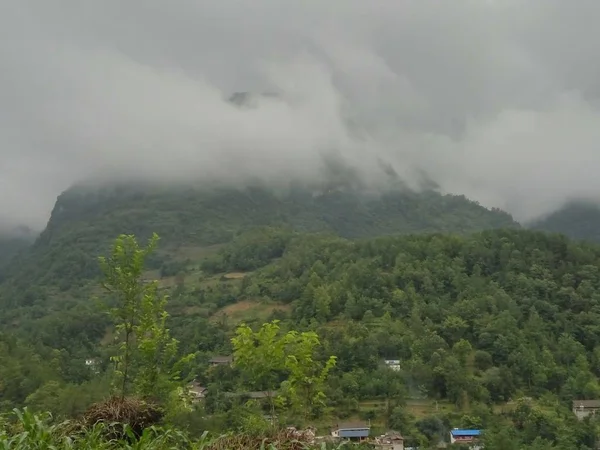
(2, 0, 600, 229)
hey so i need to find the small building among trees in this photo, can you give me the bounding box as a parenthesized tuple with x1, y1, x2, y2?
(209, 355, 233, 366)
(383, 359, 401, 371)
(331, 421, 370, 442)
(375, 431, 404, 449)
(449, 429, 481, 446)
(187, 381, 207, 402)
(573, 400, 600, 420)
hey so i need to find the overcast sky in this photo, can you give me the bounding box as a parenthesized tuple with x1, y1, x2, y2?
(2, 0, 600, 230)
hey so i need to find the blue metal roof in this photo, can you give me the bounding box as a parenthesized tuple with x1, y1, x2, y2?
(339, 429, 369, 438)
(451, 429, 481, 437)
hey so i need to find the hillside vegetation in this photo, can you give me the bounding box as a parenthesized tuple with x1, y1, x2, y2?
(3, 184, 600, 448)
(0, 183, 516, 308)
(3, 223, 600, 446)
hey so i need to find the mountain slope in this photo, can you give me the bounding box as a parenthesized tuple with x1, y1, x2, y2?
(0, 237, 30, 269)
(0, 227, 35, 277)
(530, 201, 600, 243)
(5, 225, 600, 446)
(1, 183, 518, 297)
(5, 182, 600, 449)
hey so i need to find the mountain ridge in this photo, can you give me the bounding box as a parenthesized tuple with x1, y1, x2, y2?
(0, 182, 519, 292)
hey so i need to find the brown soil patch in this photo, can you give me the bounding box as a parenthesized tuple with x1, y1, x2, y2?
(223, 272, 247, 279)
(220, 300, 257, 315)
(215, 300, 293, 321)
(182, 305, 206, 316)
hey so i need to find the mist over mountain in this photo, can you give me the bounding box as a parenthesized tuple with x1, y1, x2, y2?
(530, 201, 600, 243)
(3, 1, 600, 230)
(0, 226, 36, 274)
(6, 4, 600, 443)
(0, 181, 516, 295)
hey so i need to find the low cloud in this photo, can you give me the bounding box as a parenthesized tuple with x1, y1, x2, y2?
(2, 0, 600, 230)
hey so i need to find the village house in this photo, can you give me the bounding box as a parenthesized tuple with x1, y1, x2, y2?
(573, 400, 600, 420)
(187, 381, 207, 403)
(222, 391, 278, 403)
(331, 421, 371, 442)
(84, 358, 100, 374)
(384, 359, 401, 372)
(209, 355, 233, 367)
(246, 391, 276, 399)
(449, 429, 482, 446)
(374, 431, 404, 449)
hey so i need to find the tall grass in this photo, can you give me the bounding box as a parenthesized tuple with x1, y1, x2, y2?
(0, 409, 361, 449)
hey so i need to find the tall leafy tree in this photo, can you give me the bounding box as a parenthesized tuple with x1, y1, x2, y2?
(232, 320, 336, 422)
(99, 233, 194, 402)
(282, 330, 337, 421)
(231, 320, 287, 421)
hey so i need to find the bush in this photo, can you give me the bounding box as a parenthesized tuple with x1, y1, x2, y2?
(82, 396, 164, 439)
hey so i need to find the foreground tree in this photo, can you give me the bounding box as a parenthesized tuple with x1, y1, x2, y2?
(99, 233, 194, 403)
(282, 330, 337, 421)
(231, 321, 287, 422)
(231, 320, 336, 423)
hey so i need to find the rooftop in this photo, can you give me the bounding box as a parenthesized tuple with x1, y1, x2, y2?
(209, 355, 233, 363)
(223, 391, 277, 399)
(334, 422, 370, 430)
(451, 429, 482, 437)
(383, 431, 404, 440)
(573, 400, 600, 408)
(247, 391, 276, 399)
(187, 381, 207, 394)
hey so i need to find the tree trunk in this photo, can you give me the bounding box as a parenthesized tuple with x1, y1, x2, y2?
(121, 327, 132, 400)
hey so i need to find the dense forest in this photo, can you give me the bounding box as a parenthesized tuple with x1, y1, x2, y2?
(0, 183, 516, 294)
(2, 184, 600, 448)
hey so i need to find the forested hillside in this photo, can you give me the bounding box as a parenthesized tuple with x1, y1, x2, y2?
(4, 183, 600, 448)
(3, 218, 600, 447)
(531, 201, 600, 243)
(0, 183, 516, 308)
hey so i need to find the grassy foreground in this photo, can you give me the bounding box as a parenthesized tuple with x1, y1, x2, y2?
(0, 408, 363, 450)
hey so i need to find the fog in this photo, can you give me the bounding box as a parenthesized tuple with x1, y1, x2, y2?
(2, 0, 600, 231)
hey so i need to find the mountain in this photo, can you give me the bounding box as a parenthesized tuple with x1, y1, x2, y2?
(530, 201, 600, 243)
(4, 181, 600, 448)
(4, 224, 600, 448)
(0, 182, 518, 296)
(0, 180, 518, 356)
